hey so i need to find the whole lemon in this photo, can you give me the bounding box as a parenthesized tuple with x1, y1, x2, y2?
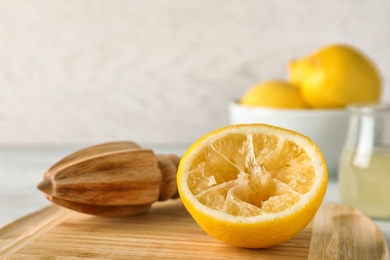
(288, 44, 382, 108)
(240, 80, 308, 109)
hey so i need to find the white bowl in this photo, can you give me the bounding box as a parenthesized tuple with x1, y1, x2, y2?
(228, 102, 349, 178)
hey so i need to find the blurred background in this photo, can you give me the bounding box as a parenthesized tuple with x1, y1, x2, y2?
(1, 0, 389, 146)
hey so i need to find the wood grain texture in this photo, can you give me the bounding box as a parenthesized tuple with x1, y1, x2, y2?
(309, 204, 389, 259)
(37, 141, 180, 217)
(0, 0, 389, 145)
(0, 202, 388, 259)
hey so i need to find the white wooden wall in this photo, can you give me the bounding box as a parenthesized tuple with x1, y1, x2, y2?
(1, 0, 389, 145)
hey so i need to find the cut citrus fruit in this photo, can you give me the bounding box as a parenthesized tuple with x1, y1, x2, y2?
(177, 124, 328, 248)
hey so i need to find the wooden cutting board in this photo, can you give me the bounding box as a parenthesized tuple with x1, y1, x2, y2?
(0, 201, 388, 259)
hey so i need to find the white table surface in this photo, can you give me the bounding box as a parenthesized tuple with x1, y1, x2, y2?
(1, 144, 389, 250)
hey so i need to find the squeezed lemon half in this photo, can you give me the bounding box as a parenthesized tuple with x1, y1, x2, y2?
(177, 124, 328, 248)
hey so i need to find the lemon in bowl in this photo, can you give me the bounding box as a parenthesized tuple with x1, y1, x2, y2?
(289, 44, 382, 108)
(240, 80, 308, 109)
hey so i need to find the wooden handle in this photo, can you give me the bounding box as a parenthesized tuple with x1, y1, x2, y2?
(157, 154, 181, 201)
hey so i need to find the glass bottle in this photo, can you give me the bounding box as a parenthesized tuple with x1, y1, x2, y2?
(339, 103, 390, 219)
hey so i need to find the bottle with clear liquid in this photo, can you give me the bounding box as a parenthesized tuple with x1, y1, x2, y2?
(339, 103, 390, 219)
